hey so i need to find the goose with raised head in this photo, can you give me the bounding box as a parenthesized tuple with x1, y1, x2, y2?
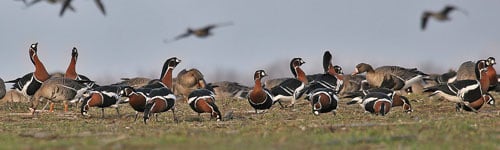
(248, 70, 282, 113)
(7, 43, 50, 97)
(270, 58, 308, 107)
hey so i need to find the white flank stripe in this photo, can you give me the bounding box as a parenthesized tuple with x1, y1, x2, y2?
(457, 83, 480, 99)
(403, 75, 423, 89)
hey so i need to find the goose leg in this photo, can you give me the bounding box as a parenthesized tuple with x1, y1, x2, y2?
(172, 108, 178, 123)
(49, 102, 55, 112)
(115, 108, 120, 118)
(134, 111, 139, 122)
(101, 108, 105, 118)
(63, 101, 69, 112)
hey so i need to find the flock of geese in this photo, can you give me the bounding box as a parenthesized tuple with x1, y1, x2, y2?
(0, 43, 498, 124)
(2, 3, 497, 123)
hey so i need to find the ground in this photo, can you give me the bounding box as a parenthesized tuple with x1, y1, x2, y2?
(0, 92, 498, 149)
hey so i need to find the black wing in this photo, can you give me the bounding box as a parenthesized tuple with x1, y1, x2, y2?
(94, 0, 106, 15)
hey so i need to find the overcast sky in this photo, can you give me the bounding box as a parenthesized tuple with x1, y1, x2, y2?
(1, 0, 499, 86)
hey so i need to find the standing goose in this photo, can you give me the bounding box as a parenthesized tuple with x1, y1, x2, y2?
(143, 87, 177, 124)
(270, 58, 308, 107)
(421, 5, 467, 30)
(7, 43, 50, 97)
(141, 57, 181, 89)
(424, 60, 491, 112)
(248, 70, 281, 113)
(344, 88, 413, 113)
(29, 77, 92, 115)
(187, 82, 222, 121)
(126, 57, 180, 122)
(352, 63, 428, 91)
(305, 88, 338, 116)
(64, 47, 96, 87)
(456, 57, 497, 91)
(485, 57, 497, 91)
(303, 51, 343, 95)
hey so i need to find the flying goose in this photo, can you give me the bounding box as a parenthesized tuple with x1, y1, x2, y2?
(421, 5, 467, 30)
(164, 22, 233, 43)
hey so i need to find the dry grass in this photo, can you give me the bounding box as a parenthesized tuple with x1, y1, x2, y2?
(0, 92, 499, 149)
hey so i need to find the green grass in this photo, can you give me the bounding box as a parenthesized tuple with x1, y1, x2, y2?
(0, 92, 499, 150)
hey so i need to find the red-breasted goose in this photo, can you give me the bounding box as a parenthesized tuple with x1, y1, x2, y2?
(421, 5, 467, 30)
(7, 43, 50, 97)
(305, 88, 338, 116)
(347, 92, 392, 116)
(270, 58, 307, 107)
(304, 51, 343, 95)
(143, 87, 177, 124)
(141, 57, 181, 89)
(345, 88, 412, 113)
(248, 70, 282, 113)
(424, 60, 491, 112)
(485, 57, 497, 91)
(352, 63, 428, 91)
(188, 82, 222, 121)
(81, 85, 127, 118)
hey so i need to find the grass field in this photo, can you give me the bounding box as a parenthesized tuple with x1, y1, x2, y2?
(0, 92, 499, 149)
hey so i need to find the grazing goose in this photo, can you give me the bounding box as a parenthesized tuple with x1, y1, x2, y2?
(270, 58, 308, 107)
(485, 57, 497, 91)
(248, 70, 282, 113)
(174, 68, 205, 101)
(29, 77, 92, 115)
(187, 82, 222, 121)
(121, 86, 149, 121)
(0, 77, 5, 99)
(424, 60, 491, 112)
(303, 51, 343, 95)
(81, 85, 127, 118)
(165, 22, 233, 43)
(421, 5, 467, 30)
(143, 87, 177, 124)
(7, 43, 50, 97)
(344, 88, 413, 113)
(352, 63, 428, 91)
(347, 92, 392, 116)
(305, 88, 338, 116)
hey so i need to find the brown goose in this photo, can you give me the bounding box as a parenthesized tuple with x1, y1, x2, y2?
(352, 63, 428, 91)
(165, 22, 233, 43)
(174, 68, 205, 101)
(29, 77, 92, 115)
